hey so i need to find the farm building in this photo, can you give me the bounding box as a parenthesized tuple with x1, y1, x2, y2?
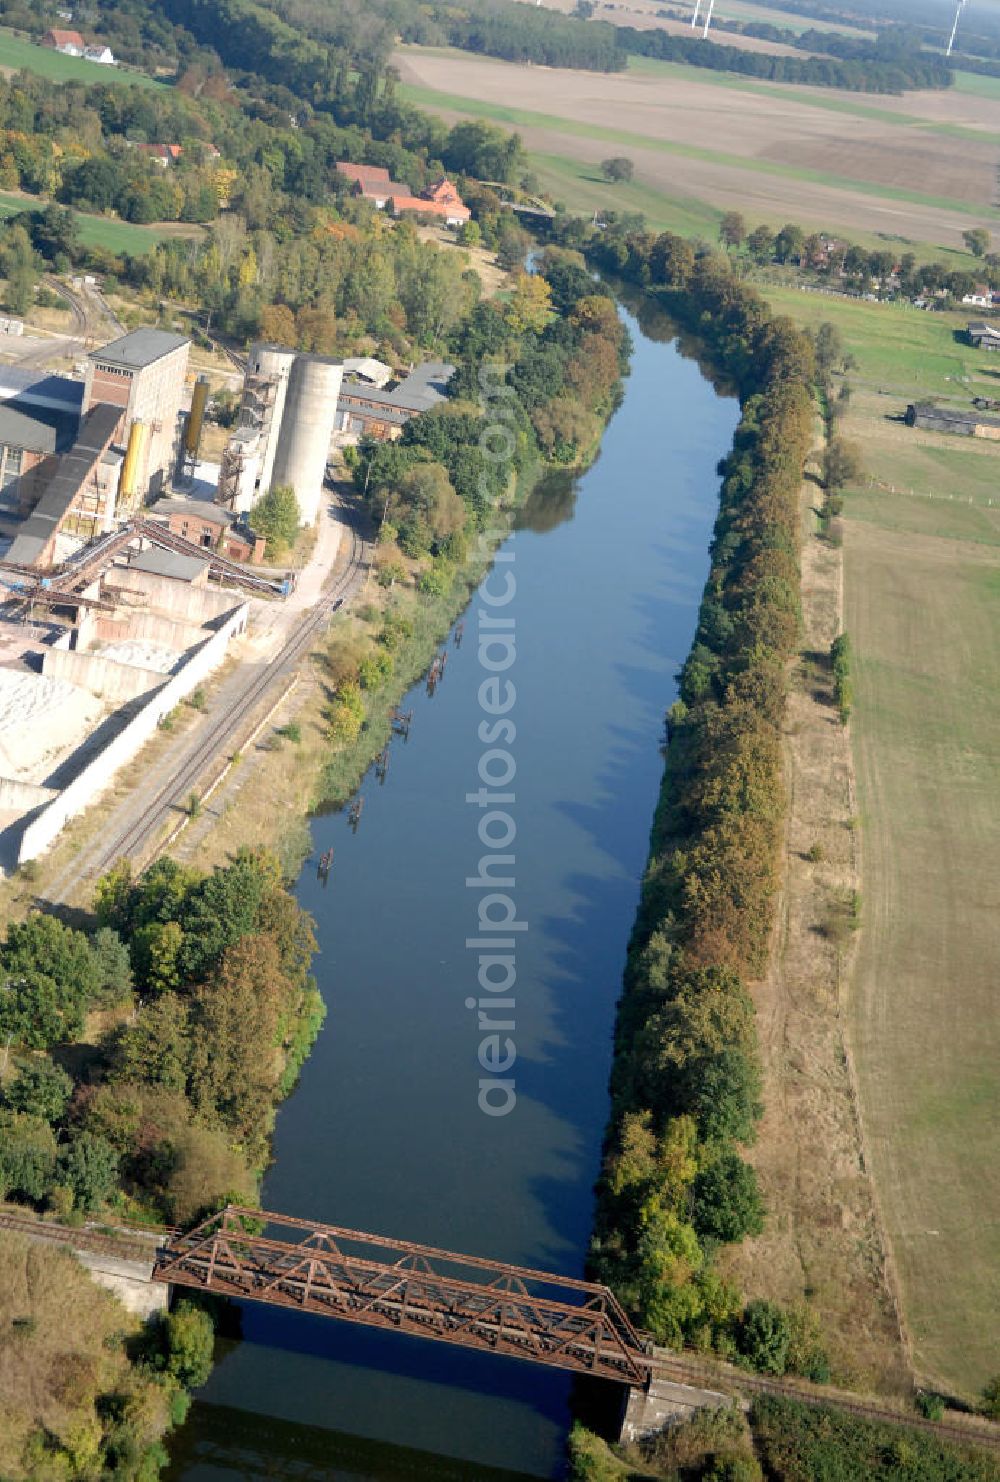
(968, 321, 1000, 351)
(906, 402, 1000, 439)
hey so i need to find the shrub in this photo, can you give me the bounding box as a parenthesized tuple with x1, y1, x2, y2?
(737, 1298, 792, 1375)
(162, 1301, 214, 1389)
(276, 721, 301, 744)
(982, 1374, 1000, 1421)
(915, 1390, 946, 1422)
(830, 632, 852, 723)
(57, 1131, 119, 1212)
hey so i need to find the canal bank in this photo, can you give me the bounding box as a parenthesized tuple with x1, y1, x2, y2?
(166, 301, 740, 1481)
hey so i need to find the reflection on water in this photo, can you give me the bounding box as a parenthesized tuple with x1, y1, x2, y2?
(169, 306, 739, 1481)
(515, 467, 579, 535)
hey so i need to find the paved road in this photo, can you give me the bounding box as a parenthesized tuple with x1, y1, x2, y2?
(43, 498, 370, 907)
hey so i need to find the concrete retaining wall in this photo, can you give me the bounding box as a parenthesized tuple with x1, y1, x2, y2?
(42, 647, 167, 703)
(0, 776, 58, 811)
(83, 608, 206, 655)
(19, 601, 249, 863)
(104, 566, 236, 624)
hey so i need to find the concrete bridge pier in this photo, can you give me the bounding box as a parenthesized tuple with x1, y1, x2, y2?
(75, 1250, 171, 1321)
(619, 1370, 736, 1445)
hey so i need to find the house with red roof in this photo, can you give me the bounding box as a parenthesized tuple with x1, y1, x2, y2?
(335, 162, 407, 210)
(390, 177, 471, 227)
(41, 27, 86, 54)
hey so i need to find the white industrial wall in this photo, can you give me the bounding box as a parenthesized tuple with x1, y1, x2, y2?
(103, 568, 237, 624)
(19, 602, 248, 864)
(42, 647, 168, 704)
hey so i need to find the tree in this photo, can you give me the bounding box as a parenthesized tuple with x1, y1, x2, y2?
(0, 1111, 57, 1202)
(600, 157, 634, 183)
(746, 225, 776, 265)
(4, 1059, 73, 1124)
(963, 227, 991, 259)
(57, 1132, 119, 1212)
(823, 437, 863, 490)
(392, 463, 466, 558)
(719, 212, 747, 250)
(774, 223, 805, 265)
(505, 272, 553, 334)
(186, 934, 290, 1150)
(457, 220, 481, 248)
(258, 302, 297, 344)
(982, 1375, 1000, 1421)
(813, 322, 844, 379)
(692, 1152, 765, 1244)
(109, 993, 190, 1092)
(161, 1301, 215, 1388)
(0, 915, 99, 1049)
(90, 927, 133, 1006)
(251, 484, 300, 556)
(737, 1298, 791, 1375)
(132, 920, 185, 996)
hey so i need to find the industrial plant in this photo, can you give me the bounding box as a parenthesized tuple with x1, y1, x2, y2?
(0, 319, 460, 870)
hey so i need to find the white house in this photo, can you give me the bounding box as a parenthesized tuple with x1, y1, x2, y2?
(84, 44, 116, 64)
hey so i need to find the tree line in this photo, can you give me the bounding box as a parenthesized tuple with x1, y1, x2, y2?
(557, 219, 831, 1378)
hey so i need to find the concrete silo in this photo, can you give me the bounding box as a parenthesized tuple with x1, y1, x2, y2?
(270, 354, 343, 526)
(245, 342, 296, 496)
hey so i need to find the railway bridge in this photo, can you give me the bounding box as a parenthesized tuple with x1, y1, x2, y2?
(153, 1204, 651, 1387)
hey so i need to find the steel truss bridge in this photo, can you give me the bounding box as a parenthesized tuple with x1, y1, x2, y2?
(154, 1205, 651, 1387)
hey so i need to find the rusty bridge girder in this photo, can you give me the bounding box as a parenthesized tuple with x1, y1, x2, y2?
(154, 1205, 651, 1388)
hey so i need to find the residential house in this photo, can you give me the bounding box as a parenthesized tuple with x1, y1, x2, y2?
(83, 44, 115, 64)
(962, 286, 996, 309)
(389, 177, 471, 226)
(41, 27, 85, 54)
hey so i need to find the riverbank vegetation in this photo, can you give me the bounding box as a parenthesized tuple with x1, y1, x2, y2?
(569, 1397, 1000, 1480)
(0, 1231, 214, 1479)
(554, 222, 824, 1370)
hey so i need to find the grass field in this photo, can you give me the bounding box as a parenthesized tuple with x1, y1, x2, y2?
(0, 191, 185, 254)
(0, 26, 161, 87)
(755, 280, 1000, 1399)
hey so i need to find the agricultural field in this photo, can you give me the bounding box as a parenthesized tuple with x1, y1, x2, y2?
(395, 46, 1000, 251)
(756, 282, 1000, 1398)
(538, 0, 874, 43)
(0, 26, 161, 87)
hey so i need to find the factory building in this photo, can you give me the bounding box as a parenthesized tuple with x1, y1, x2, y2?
(83, 329, 190, 504)
(336, 361, 456, 441)
(218, 345, 342, 526)
(0, 369, 84, 527)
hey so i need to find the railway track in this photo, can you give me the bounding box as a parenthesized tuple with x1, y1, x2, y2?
(0, 1209, 163, 1264)
(649, 1349, 1000, 1453)
(46, 509, 369, 902)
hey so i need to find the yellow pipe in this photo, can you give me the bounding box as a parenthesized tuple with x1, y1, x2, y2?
(185, 376, 209, 455)
(119, 420, 147, 503)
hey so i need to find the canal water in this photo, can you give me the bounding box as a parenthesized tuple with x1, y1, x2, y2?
(167, 301, 739, 1481)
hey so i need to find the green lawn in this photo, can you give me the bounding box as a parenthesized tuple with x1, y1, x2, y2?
(0, 27, 162, 87)
(952, 68, 1000, 98)
(759, 285, 995, 396)
(0, 191, 185, 255)
(532, 152, 723, 238)
(400, 79, 998, 220)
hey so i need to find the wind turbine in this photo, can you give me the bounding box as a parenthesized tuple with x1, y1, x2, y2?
(692, 0, 715, 33)
(946, 0, 966, 56)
